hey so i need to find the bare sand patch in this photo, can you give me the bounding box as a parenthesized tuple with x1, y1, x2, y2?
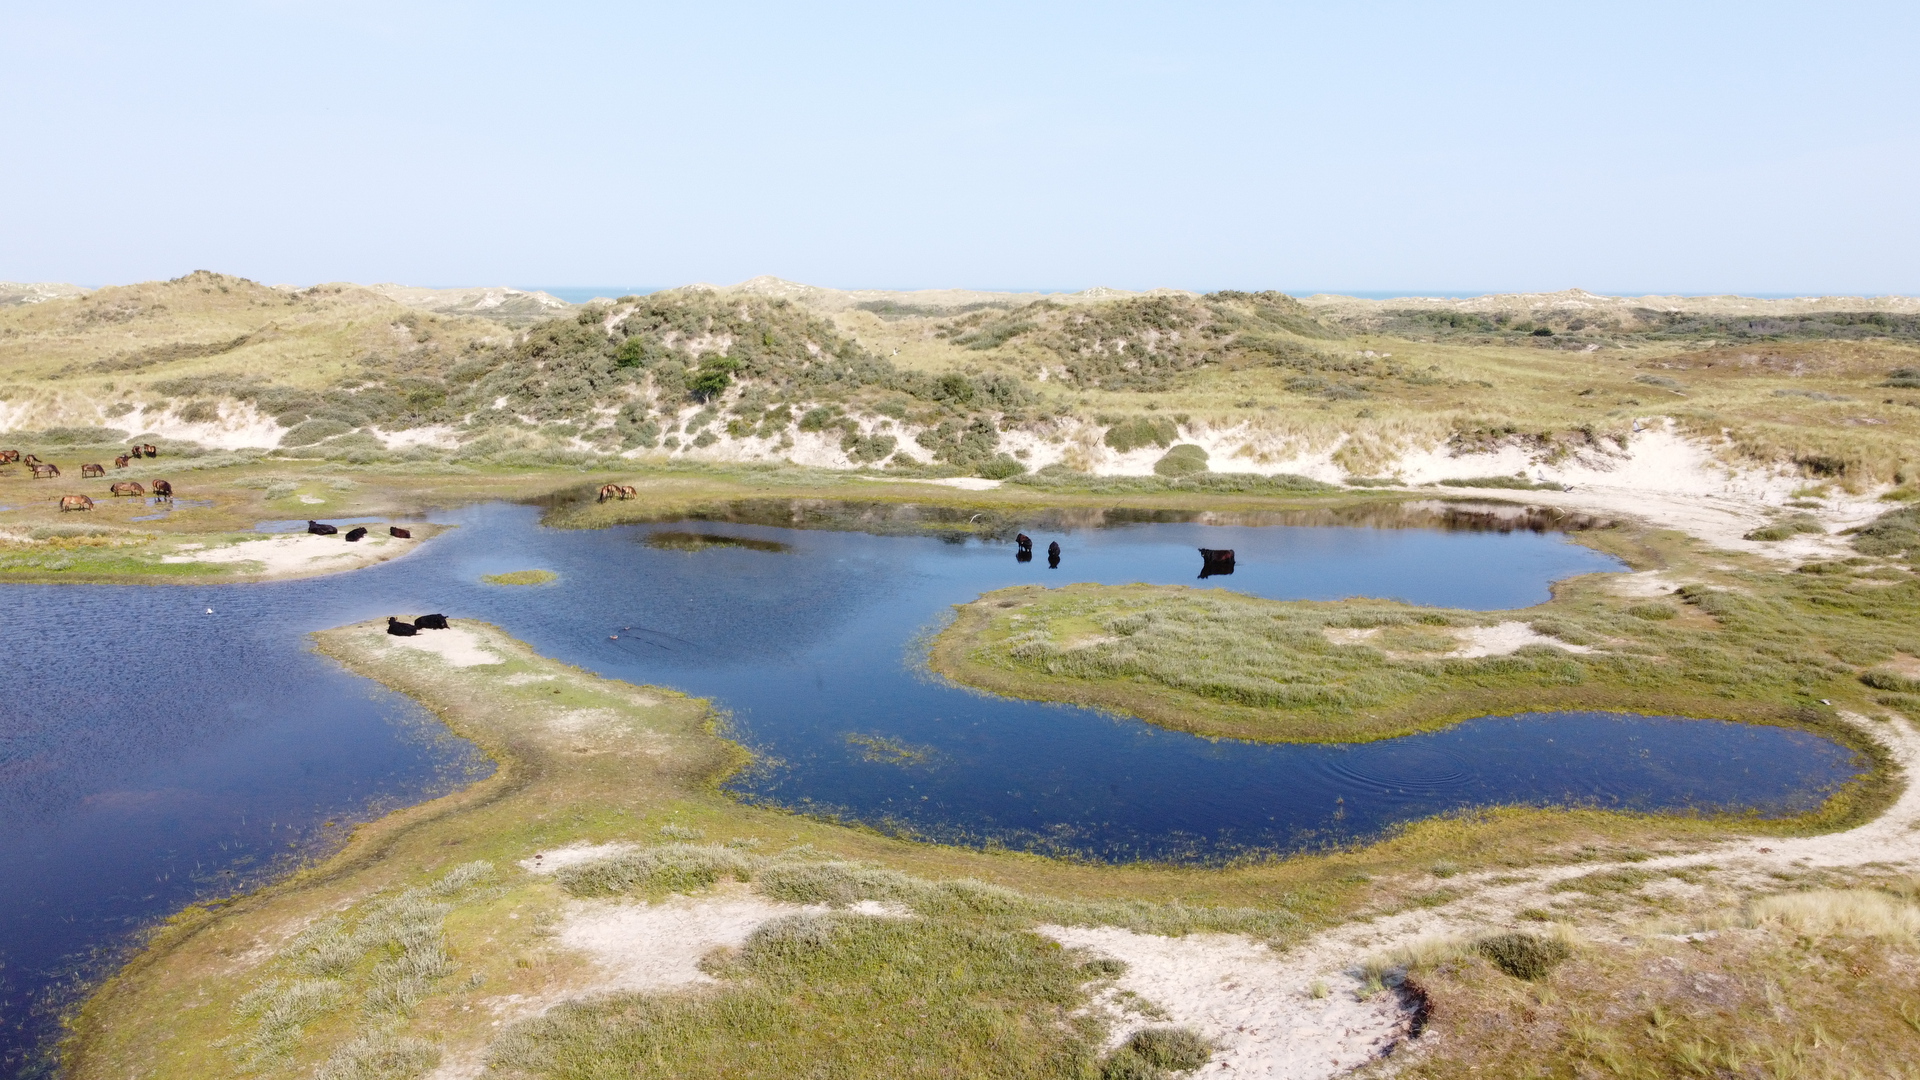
(1039, 925, 1415, 1079)
(1450, 622, 1592, 658)
(519, 842, 639, 876)
(1321, 622, 1590, 658)
(162, 531, 418, 580)
(385, 626, 504, 667)
(555, 892, 817, 994)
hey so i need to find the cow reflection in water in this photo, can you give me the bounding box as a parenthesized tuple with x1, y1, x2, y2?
(1198, 547, 1235, 578)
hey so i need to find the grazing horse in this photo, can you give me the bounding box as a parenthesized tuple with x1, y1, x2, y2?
(109, 481, 145, 497)
(386, 617, 418, 637)
(114, 454, 131, 469)
(307, 520, 338, 535)
(598, 483, 623, 502)
(0, 450, 18, 464)
(618, 485, 638, 499)
(23, 454, 42, 466)
(414, 613, 450, 630)
(344, 526, 368, 542)
(81, 463, 105, 478)
(141, 444, 158, 458)
(31, 463, 59, 479)
(151, 479, 173, 498)
(59, 494, 94, 512)
(389, 526, 412, 539)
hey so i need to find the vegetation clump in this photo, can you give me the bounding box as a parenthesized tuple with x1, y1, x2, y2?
(1472, 931, 1571, 980)
(481, 569, 558, 586)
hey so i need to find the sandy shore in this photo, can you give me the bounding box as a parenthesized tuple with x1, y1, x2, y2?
(162, 528, 427, 580)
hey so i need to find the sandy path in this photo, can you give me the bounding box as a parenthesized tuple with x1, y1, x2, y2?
(164, 531, 420, 579)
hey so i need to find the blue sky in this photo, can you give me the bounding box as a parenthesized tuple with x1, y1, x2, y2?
(2, 2, 1916, 294)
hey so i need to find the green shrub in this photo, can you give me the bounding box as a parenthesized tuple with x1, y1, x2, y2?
(1861, 669, 1920, 694)
(1475, 932, 1571, 980)
(976, 454, 1027, 479)
(281, 418, 354, 447)
(1627, 603, 1677, 621)
(1102, 1027, 1213, 1079)
(1103, 417, 1179, 453)
(1745, 517, 1824, 541)
(1153, 444, 1209, 477)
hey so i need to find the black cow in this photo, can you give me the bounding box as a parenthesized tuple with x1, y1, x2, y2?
(386, 617, 418, 636)
(414, 613, 450, 630)
(308, 520, 338, 535)
(1198, 547, 1236, 579)
(389, 526, 412, 539)
(1047, 540, 1061, 568)
(344, 526, 368, 542)
(1015, 533, 1033, 551)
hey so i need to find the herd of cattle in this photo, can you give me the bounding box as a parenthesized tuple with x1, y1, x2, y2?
(386, 612, 450, 637)
(0, 445, 173, 512)
(307, 520, 413, 542)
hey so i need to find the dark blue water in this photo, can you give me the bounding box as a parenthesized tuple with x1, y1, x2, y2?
(0, 500, 1862, 1075)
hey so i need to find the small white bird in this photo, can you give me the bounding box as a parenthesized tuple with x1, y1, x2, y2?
(206, 608, 213, 614)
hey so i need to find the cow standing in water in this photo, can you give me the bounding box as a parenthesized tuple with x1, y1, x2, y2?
(1047, 540, 1061, 568)
(1198, 548, 1236, 578)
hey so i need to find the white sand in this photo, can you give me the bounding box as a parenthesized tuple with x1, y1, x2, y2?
(518, 841, 639, 875)
(162, 532, 417, 579)
(555, 893, 818, 993)
(1040, 925, 1415, 1078)
(385, 625, 503, 667)
(1323, 621, 1591, 658)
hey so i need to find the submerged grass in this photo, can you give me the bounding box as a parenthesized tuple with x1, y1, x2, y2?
(481, 569, 558, 586)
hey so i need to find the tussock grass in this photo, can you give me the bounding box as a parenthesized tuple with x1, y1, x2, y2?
(488, 914, 1104, 1080)
(1749, 888, 1920, 940)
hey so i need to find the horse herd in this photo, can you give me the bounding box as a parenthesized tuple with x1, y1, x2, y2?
(1, 445, 172, 513)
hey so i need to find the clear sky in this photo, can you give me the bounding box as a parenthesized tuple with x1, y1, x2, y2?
(3, 2, 1916, 295)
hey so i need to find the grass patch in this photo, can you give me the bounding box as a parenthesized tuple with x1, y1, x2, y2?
(482, 569, 558, 586)
(1431, 476, 1570, 492)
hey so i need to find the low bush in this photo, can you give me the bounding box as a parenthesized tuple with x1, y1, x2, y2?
(1103, 416, 1179, 453)
(1153, 444, 1209, 477)
(1474, 932, 1572, 980)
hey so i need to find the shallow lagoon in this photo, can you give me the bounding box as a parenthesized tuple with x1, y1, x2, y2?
(0, 499, 1863, 1075)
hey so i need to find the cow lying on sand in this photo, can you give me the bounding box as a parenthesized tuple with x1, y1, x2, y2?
(386, 617, 417, 637)
(308, 520, 338, 535)
(414, 613, 450, 630)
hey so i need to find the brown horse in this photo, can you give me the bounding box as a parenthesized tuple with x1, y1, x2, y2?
(59, 494, 94, 512)
(23, 454, 42, 466)
(114, 454, 131, 469)
(618, 485, 638, 499)
(31, 463, 59, 479)
(0, 450, 18, 464)
(152, 479, 173, 498)
(81, 463, 105, 478)
(141, 444, 158, 458)
(109, 481, 145, 497)
(598, 483, 623, 502)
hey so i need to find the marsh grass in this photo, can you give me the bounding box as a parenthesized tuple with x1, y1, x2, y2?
(488, 913, 1104, 1080)
(642, 530, 790, 553)
(481, 569, 558, 586)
